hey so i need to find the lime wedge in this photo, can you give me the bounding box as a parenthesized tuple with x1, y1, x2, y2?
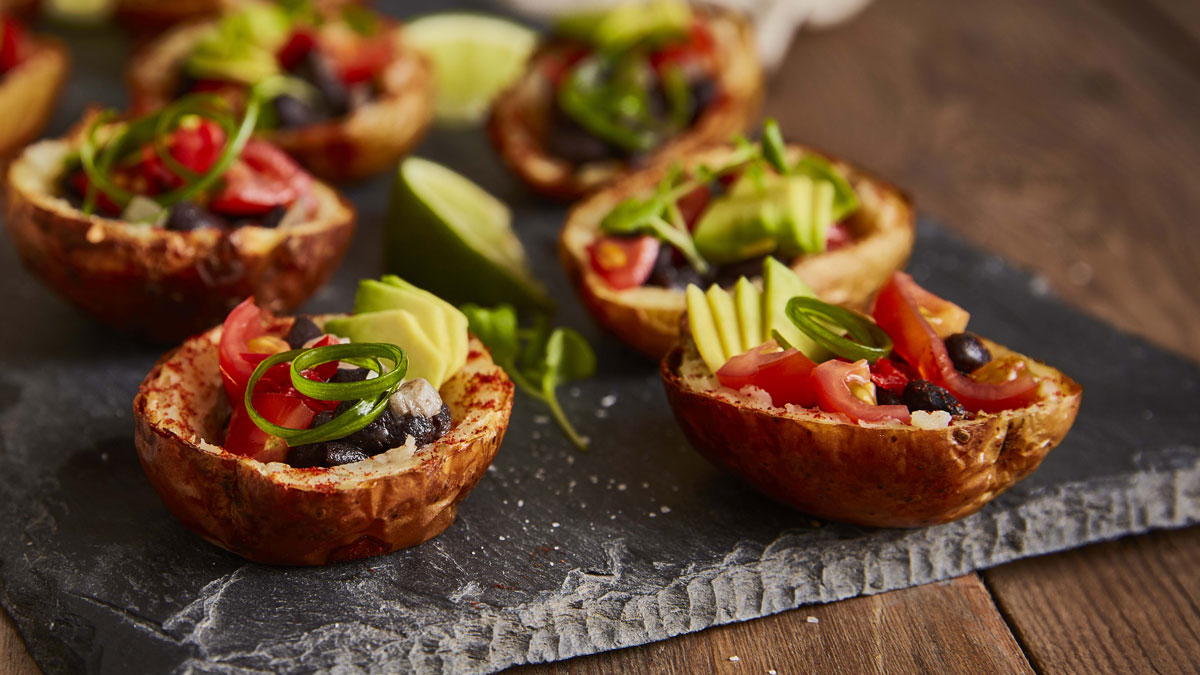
(405, 13, 537, 125)
(385, 157, 553, 311)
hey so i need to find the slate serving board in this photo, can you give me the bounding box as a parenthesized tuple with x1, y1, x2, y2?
(2, 6, 1199, 674)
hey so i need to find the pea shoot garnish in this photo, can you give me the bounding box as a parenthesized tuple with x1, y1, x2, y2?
(460, 304, 596, 450)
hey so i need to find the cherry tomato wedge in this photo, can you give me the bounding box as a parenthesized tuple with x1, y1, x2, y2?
(649, 20, 716, 74)
(717, 343, 818, 407)
(225, 392, 314, 462)
(0, 15, 29, 74)
(880, 271, 969, 338)
(870, 357, 912, 394)
(813, 359, 910, 424)
(219, 297, 269, 403)
(325, 33, 393, 85)
(588, 235, 660, 290)
(873, 272, 1039, 413)
(210, 139, 311, 216)
(277, 29, 316, 71)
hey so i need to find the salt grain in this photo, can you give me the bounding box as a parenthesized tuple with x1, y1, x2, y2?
(806, 616, 819, 624)
(517, 500, 524, 508)
(601, 394, 617, 407)
(617, 483, 627, 491)
(552, 522, 561, 528)
(729, 656, 740, 662)
(660, 506, 671, 514)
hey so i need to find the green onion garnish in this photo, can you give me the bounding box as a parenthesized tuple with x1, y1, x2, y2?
(785, 297, 893, 363)
(243, 342, 408, 447)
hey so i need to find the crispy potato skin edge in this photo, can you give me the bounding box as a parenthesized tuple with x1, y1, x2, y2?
(488, 6, 764, 200)
(0, 38, 69, 159)
(133, 323, 515, 566)
(558, 145, 916, 359)
(660, 341, 1082, 527)
(4, 138, 357, 342)
(126, 22, 434, 183)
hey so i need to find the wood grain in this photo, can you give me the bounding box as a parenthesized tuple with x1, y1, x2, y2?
(986, 527, 1200, 674)
(1, 610, 38, 675)
(511, 575, 1032, 675)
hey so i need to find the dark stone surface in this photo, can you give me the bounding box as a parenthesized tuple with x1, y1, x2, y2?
(1, 5, 1198, 674)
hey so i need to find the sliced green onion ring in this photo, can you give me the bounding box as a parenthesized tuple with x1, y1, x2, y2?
(243, 342, 408, 447)
(785, 297, 893, 363)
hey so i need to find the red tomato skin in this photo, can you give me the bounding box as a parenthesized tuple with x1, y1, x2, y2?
(717, 345, 819, 407)
(219, 298, 268, 403)
(224, 392, 315, 462)
(676, 184, 711, 230)
(327, 34, 393, 85)
(541, 45, 590, 86)
(873, 273, 1038, 413)
(0, 16, 28, 73)
(870, 357, 911, 393)
(588, 235, 661, 290)
(277, 29, 316, 70)
(649, 20, 716, 73)
(813, 359, 910, 424)
(210, 140, 311, 216)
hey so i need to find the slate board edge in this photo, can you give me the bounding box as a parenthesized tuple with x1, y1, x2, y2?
(7, 447, 1194, 674)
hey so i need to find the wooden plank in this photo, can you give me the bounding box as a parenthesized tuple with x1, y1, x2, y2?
(511, 575, 1032, 674)
(765, 0, 1200, 358)
(1, 610, 38, 675)
(985, 527, 1200, 674)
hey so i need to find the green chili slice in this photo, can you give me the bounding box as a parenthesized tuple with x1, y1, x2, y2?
(243, 342, 408, 447)
(785, 297, 893, 363)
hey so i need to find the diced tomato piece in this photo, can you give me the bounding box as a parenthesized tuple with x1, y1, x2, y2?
(649, 20, 716, 74)
(69, 168, 141, 216)
(870, 357, 911, 394)
(170, 119, 225, 174)
(541, 45, 590, 87)
(277, 29, 316, 70)
(0, 15, 29, 73)
(813, 359, 910, 423)
(588, 235, 660, 290)
(219, 298, 270, 403)
(676, 183, 710, 230)
(224, 392, 315, 462)
(210, 139, 311, 216)
(873, 272, 1039, 412)
(323, 33, 393, 85)
(717, 343, 819, 407)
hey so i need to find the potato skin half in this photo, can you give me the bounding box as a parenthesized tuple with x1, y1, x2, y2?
(0, 37, 69, 159)
(660, 340, 1082, 527)
(4, 138, 356, 342)
(559, 145, 915, 359)
(488, 5, 764, 200)
(126, 21, 434, 183)
(133, 317, 514, 565)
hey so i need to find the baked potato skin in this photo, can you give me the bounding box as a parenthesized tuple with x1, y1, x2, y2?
(127, 22, 434, 183)
(133, 318, 514, 565)
(4, 139, 356, 342)
(488, 5, 764, 200)
(0, 37, 69, 159)
(661, 340, 1082, 527)
(113, 0, 236, 32)
(559, 145, 916, 359)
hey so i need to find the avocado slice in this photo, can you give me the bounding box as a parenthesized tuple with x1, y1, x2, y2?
(761, 257, 830, 361)
(354, 280, 451, 363)
(810, 180, 836, 254)
(686, 284, 727, 373)
(775, 175, 814, 259)
(733, 277, 763, 349)
(705, 285, 743, 360)
(325, 310, 449, 388)
(793, 154, 859, 222)
(377, 275, 469, 378)
(691, 194, 782, 265)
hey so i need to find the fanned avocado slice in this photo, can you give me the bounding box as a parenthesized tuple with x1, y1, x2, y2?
(325, 310, 449, 388)
(706, 284, 743, 360)
(378, 275, 469, 379)
(354, 280, 452, 363)
(762, 257, 830, 361)
(734, 277, 763, 349)
(686, 284, 727, 373)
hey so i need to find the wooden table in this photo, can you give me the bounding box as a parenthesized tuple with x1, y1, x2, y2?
(4, 0, 1199, 672)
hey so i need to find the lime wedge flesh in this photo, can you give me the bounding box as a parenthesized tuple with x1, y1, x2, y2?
(405, 13, 537, 125)
(385, 157, 552, 311)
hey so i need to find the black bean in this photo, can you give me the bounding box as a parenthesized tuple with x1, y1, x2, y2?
(323, 442, 369, 466)
(310, 409, 335, 428)
(388, 412, 436, 446)
(876, 388, 904, 406)
(329, 367, 371, 384)
(546, 107, 625, 164)
(431, 404, 452, 438)
(688, 77, 719, 123)
(286, 443, 327, 468)
(273, 94, 322, 129)
(285, 316, 323, 349)
(902, 380, 967, 416)
(647, 242, 708, 290)
(164, 202, 230, 231)
(256, 205, 289, 229)
(296, 50, 350, 116)
(945, 332, 992, 373)
(343, 409, 396, 455)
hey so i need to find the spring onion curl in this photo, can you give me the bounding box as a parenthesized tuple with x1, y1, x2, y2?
(77, 79, 283, 216)
(785, 297, 893, 364)
(244, 342, 408, 447)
